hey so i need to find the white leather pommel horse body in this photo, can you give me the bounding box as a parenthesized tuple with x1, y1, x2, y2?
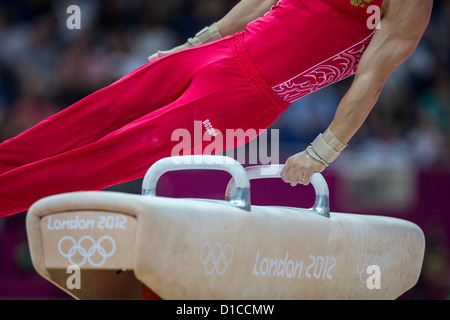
(26, 155, 425, 300)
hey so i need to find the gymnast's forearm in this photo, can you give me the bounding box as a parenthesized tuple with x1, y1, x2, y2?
(328, 73, 384, 145)
(280, 73, 384, 185)
(217, 0, 279, 36)
(148, 0, 278, 61)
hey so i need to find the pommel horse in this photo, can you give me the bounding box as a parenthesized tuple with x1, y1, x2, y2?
(26, 155, 425, 299)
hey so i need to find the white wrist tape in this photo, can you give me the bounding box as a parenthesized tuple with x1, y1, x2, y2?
(306, 146, 328, 167)
(187, 22, 222, 47)
(310, 129, 347, 164)
(322, 128, 347, 152)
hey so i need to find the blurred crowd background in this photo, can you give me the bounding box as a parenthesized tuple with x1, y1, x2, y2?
(0, 0, 448, 299)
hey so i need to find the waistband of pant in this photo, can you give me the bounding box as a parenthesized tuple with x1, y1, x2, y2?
(232, 33, 290, 112)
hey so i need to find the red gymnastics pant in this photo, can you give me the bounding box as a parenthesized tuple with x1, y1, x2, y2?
(0, 33, 289, 217)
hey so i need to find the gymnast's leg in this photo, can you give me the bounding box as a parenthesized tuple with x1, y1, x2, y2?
(0, 36, 288, 217)
(0, 48, 198, 175)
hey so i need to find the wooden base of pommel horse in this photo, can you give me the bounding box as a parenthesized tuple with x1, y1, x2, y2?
(26, 156, 425, 300)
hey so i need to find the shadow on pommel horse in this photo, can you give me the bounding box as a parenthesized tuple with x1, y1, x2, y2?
(26, 155, 425, 300)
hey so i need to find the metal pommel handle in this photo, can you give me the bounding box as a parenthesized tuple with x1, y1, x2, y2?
(142, 155, 251, 211)
(225, 164, 330, 218)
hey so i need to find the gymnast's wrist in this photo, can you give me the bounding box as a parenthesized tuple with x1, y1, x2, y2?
(187, 22, 223, 47)
(308, 128, 348, 165)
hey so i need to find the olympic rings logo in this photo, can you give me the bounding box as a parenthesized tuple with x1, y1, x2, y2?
(58, 235, 116, 267)
(200, 242, 234, 275)
(357, 254, 385, 284)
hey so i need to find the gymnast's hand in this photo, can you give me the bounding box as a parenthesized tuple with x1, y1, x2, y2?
(148, 43, 192, 62)
(281, 150, 326, 187)
(148, 22, 223, 62)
